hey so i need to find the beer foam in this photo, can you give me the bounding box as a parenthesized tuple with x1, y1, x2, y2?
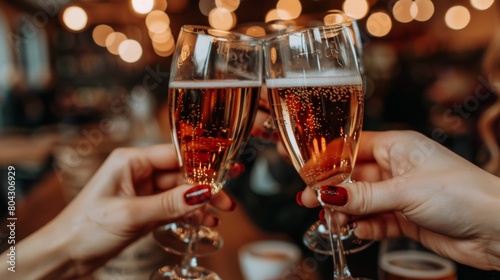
(170, 80, 262, 88)
(266, 75, 362, 88)
(379, 251, 456, 279)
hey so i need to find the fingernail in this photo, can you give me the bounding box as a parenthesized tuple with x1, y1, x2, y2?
(296, 191, 304, 206)
(319, 185, 348, 206)
(228, 163, 245, 178)
(184, 185, 212, 205)
(319, 209, 325, 223)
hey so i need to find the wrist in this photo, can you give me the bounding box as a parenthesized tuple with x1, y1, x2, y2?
(9, 216, 75, 279)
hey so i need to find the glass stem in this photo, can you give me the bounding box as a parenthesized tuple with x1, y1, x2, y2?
(323, 205, 353, 280)
(177, 223, 200, 279)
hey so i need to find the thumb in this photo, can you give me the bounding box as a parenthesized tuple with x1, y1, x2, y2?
(319, 179, 405, 215)
(127, 184, 213, 226)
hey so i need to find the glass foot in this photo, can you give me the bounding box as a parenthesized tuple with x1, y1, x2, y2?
(153, 223, 223, 256)
(303, 220, 373, 255)
(150, 265, 222, 280)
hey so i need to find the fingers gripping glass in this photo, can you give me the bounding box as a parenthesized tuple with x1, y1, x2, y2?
(151, 25, 262, 280)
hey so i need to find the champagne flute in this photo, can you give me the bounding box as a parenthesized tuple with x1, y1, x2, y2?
(301, 10, 374, 256)
(263, 24, 371, 279)
(151, 25, 262, 280)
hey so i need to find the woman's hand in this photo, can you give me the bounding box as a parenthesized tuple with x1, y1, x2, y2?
(298, 130, 500, 270)
(8, 144, 235, 279)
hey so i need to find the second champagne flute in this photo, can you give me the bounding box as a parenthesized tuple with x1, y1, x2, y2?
(303, 10, 373, 256)
(263, 24, 371, 280)
(152, 25, 262, 280)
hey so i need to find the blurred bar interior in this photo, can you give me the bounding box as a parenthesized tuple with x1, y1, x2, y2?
(0, 0, 499, 279)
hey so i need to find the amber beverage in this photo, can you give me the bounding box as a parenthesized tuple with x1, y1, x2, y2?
(266, 76, 364, 189)
(169, 80, 259, 192)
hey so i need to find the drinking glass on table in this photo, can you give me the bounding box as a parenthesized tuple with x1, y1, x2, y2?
(378, 238, 456, 280)
(151, 25, 262, 280)
(263, 24, 370, 279)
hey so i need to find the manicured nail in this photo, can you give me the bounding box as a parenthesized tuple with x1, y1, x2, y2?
(296, 191, 304, 206)
(319, 185, 348, 206)
(184, 185, 212, 205)
(228, 163, 245, 178)
(319, 209, 326, 223)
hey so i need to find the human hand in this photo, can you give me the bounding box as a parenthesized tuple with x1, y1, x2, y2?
(298, 130, 500, 270)
(30, 144, 236, 278)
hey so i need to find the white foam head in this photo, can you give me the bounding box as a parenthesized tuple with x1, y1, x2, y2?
(266, 74, 361, 88)
(170, 80, 262, 88)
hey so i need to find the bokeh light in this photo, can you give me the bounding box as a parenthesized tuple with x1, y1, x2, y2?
(265, 9, 281, 22)
(393, 0, 413, 23)
(410, 0, 434, 22)
(154, 0, 168, 11)
(215, 0, 240, 12)
(276, 0, 302, 20)
(92, 24, 114, 47)
(118, 39, 143, 63)
(366, 11, 392, 37)
(208, 7, 236, 30)
(149, 28, 172, 43)
(106, 32, 127, 55)
(146, 10, 170, 34)
(343, 0, 369, 20)
(62, 6, 88, 32)
(445, 5, 471, 30)
(470, 0, 495, 10)
(131, 0, 154, 14)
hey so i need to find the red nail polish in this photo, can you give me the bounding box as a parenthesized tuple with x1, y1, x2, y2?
(229, 163, 245, 178)
(184, 185, 212, 205)
(319, 209, 325, 223)
(296, 191, 304, 206)
(320, 185, 348, 206)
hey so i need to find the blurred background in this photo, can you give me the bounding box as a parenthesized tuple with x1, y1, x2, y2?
(0, 0, 499, 279)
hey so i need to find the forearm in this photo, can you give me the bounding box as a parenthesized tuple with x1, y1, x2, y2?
(0, 220, 76, 279)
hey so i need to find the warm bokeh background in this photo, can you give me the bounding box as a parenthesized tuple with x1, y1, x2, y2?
(0, 0, 499, 279)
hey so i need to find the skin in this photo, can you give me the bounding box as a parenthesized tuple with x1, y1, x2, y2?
(298, 130, 500, 271)
(0, 144, 235, 279)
